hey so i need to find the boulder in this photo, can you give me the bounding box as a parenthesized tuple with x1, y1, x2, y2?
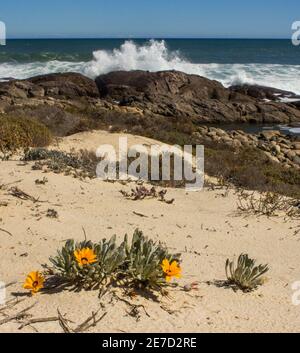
(28, 73, 100, 99)
(293, 156, 300, 165)
(229, 84, 300, 102)
(259, 130, 281, 140)
(0, 73, 99, 101)
(96, 70, 300, 124)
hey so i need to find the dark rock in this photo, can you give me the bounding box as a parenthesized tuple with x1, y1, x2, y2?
(96, 70, 300, 124)
(28, 73, 100, 99)
(229, 84, 300, 102)
(290, 101, 300, 110)
(0, 72, 99, 101)
(1, 71, 300, 129)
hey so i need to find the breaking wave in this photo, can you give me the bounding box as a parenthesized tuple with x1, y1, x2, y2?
(1, 40, 300, 94)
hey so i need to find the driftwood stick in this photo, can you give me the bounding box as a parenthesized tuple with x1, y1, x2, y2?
(19, 316, 59, 330)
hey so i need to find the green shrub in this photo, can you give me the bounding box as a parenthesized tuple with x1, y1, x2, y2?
(122, 229, 181, 290)
(225, 254, 269, 292)
(0, 116, 52, 152)
(49, 230, 181, 292)
(49, 236, 127, 290)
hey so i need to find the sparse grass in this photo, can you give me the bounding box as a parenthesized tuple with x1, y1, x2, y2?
(237, 191, 300, 218)
(23, 148, 98, 179)
(205, 146, 300, 199)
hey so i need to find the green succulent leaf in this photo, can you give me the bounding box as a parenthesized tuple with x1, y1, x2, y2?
(225, 254, 269, 292)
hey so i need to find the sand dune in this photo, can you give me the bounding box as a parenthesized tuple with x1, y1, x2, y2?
(0, 131, 299, 333)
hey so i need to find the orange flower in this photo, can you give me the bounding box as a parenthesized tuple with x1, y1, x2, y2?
(161, 259, 181, 282)
(23, 271, 45, 294)
(74, 248, 97, 266)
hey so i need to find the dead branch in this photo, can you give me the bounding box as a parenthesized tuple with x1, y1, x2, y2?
(18, 316, 59, 330)
(74, 311, 107, 333)
(9, 187, 47, 203)
(57, 309, 73, 333)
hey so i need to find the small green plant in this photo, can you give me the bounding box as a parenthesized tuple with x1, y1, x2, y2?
(48, 230, 181, 292)
(122, 229, 181, 290)
(49, 236, 126, 290)
(225, 254, 269, 292)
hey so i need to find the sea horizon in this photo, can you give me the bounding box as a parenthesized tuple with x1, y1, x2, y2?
(6, 37, 293, 40)
(1, 38, 300, 94)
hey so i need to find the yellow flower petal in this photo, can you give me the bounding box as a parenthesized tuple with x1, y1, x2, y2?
(74, 248, 97, 266)
(161, 259, 170, 272)
(23, 271, 44, 294)
(170, 261, 178, 270)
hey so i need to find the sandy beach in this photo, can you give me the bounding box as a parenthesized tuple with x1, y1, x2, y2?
(0, 130, 299, 333)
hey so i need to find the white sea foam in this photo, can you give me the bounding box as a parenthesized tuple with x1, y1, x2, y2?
(1, 40, 300, 94)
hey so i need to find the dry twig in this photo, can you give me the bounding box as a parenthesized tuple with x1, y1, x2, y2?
(9, 187, 41, 203)
(0, 227, 12, 237)
(0, 302, 37, 326)
(18, 317, 59, 330)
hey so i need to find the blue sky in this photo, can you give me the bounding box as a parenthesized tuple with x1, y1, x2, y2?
(0, 0, 298, 38)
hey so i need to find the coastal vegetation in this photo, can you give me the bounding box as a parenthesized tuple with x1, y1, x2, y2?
(27, 229, 182, 294)
(0, 116, 52, 154)
(225, 254, 269, 292)
(0, 71, 299, 199)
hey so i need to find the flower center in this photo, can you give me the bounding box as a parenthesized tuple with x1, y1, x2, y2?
(81, 257, 89, 264)
(32, 281, 39, 288)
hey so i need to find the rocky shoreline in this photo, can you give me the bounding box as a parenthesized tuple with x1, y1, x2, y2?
(192, 126, 300, 170)
(0, 70, 300, 172)
(1, 70, 300, 125)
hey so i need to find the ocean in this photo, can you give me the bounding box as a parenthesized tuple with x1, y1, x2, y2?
(0, 38, 300, 94)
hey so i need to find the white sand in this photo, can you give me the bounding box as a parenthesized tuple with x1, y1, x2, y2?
(0, 130, 299, 333)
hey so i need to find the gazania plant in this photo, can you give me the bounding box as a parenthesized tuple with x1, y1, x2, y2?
(49, 237, 127, 290)
(48, 230, 181, 292)
(122, 229, 181, 290)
